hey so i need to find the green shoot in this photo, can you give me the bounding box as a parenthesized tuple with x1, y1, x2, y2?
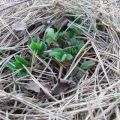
(6, 55, 30, 77)
(45, 27, 57, 45)
(29, 40, 47, 55)
(49, 48, 73, 62)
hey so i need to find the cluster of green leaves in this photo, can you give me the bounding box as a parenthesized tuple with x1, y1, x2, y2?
(66, 23, 85, 55)
(28, 27, 72, 62)
(6, 23, 95, 78)
(6, 55, 30, 77)
(29, 40, 47, 55)
(29, 40, 73, 62)
(49, 48, 73, 62)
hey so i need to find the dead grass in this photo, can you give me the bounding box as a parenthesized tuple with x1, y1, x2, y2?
(0, 0, 120, 120)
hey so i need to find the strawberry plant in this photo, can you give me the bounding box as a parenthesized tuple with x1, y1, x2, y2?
(6, 22, 96, 79)
(29, 39, 47, 55)
(6, 55, 30, 77)
(49, 48, 73, 62)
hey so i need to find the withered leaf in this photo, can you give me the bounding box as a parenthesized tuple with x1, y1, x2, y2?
(25, 81, 40, 93)
(24, 81, 52, 94)
(51, 79, 76, 95)
(12, 21, 26, 31)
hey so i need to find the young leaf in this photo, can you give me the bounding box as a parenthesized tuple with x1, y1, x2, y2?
(66, 38, 85, 56)
(67, 23, 81, 36)
(55, 53, 64, 62)
(6, 62, 17, 71)
(80, 60, 95, 70)
(61, 54, 67, 62)
(45, 27, 57, 45)
(14, 61, 23, 69)
(56, 32, 65, 47)
(49, 48, 73, 62)
(29, 40, 47, 55)
(55, 53, 66, 62)
(15, 55, 30, 66)
(46, 27, 55, 37)
(29, 40, 39, 51)
(66, 54, 73, 61)
(67, 29, 75, 39)
(69, 37, 84, 47)
(37, 42, 47, 54)
(49, 48, 64, 57)
(6, 55, 30, 78)
(49, 48, 64, 62)
(16, 69, 28, 78)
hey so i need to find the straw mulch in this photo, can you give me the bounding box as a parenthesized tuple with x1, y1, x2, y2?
(0, 0, 120, 120)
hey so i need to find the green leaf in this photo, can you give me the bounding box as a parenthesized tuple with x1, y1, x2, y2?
(15, 55, 30, 66)
(66, 47, 79, 56)
(6, 55, 30, 78)
(67, 23, 81, 36)
(49, 48, 64, 62)
(60, 54, 67, 62)
(6, 62, 17, 71)
(46, 27, 55, 38)
(69, 37, 84, 47)
(56, 32, 65, 47)
(49, 48, 73, 62)
(78, 40, 85, 48)
(30, 40, 39, 51)
(66, 54, 73, 61)
(45, 27, 57, 45)
(16, 69, 28, 78)
(28, 38, 37, 45)
(80, 60, 95, 70)
(29, 40, 47, 55)
(66, 23, 82, 42)
(14, 61, 23, 69)
(66, 37, 85, 56)
(56, 32, 64, 40)
(7, 56, 29, 70)
(0, 50, 5, 57)
(38, 42, 47, 54)
(69, 37, 77, 46)
(67, 29, 75, 39)
(55, 53, 64, 62)
(49, 48, 64, 57)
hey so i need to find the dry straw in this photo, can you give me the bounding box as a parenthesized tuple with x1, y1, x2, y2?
(0, 0, 120, 119)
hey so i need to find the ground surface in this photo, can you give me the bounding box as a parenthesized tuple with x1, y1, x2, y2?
(0, 0, 120, 120)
